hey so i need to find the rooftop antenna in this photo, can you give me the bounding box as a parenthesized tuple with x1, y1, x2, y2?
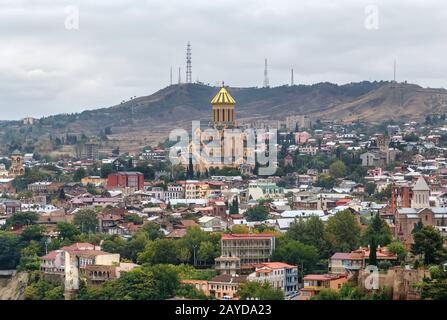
(170, 66, 173, 86)
(186, 41, 192, 83)
(178, 67, 181, 84)
(263, 58, 270, 88)
(291, 68, 294, 86)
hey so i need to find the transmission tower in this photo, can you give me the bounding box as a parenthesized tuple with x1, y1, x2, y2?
(263, 58, 270, 88)
(186, 41, 192, 83)
(291, 68, 294, 86)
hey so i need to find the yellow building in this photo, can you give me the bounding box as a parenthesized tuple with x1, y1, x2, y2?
(186, 85, 255, 173)
(9, 150, 25, 177)
(81, 176, 107, 187)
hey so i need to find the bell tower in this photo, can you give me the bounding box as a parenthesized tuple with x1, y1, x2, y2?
(211, 84, 236, 129)
(9, 150, 25, 177)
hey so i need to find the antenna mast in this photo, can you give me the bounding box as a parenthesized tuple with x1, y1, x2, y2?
(170, 66, 173, 86)
(291, 68, 294, 86)
(263, 58, 270, 88)
(186, 41, 192, 83)
(393, 59, 397, 82)
(178, 67, 181, 84)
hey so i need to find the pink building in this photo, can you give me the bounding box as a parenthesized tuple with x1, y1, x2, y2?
(295, 132, 311, 145)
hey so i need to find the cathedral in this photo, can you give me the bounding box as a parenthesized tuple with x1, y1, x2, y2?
(186, 85, 255, 174)
(8, 150, 25, 177)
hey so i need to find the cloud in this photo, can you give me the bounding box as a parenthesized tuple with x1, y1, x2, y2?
(0, 0, 446, 119)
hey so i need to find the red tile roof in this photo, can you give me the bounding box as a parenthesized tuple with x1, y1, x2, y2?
(304, 274, 347, 281)
(256, 262, 296, 269)
(61, 242, 95, 251)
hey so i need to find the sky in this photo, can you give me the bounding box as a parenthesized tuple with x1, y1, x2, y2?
(1, 0, 447, 120)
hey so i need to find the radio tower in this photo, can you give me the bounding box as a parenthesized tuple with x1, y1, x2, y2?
(186, 41, 192, 83)
(178, 67, 181, 84)
(263, 58, 270, 88)
(291, 68, 294, 86)
(170, 66, 173, 86)
(393, 59, 397, 82)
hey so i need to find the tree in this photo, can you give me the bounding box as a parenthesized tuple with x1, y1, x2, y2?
(231, 224, 250, 234)
(178, 226, 220, 265)
(78, 265, 181, 300)
(73, 167, 86, 182)
(387, 241, 407, 263)
(73, 209, 98, 233)
(137, 239, 179, 265)
(418, 266, 447, 300)
(5, 211, 38, 228)
(138, 222, 164, 240)
(58, 188, 66, 200)
(100, 163, 115, 178)
(17, 241, 42, 271)
(369, 238, 377, 266)
(286, 216, 332, 258)
(272, 240, 319, 273)
(329, 160, 346, 178)
(326, 210, 361, 252)
(229, 197, 239, 214)
(56, 222, 80, 240)
(124, 213, 143, 225)
(365, 182, 376, 195)
(412, 225, 446, 265)
(237, 281, 284, 300)
(311, 288, 340, 300)
(244, 205, 269, 222)
(197, 241, 217, 265)
(145, 264, 180, 299)
(25, 274, 64, 300)
(361, 213, 392, 261)
(317, 173, 335, 190)
(0, 231, 21, 269)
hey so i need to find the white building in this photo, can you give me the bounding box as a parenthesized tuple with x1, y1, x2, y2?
(247, 262, 298, 297)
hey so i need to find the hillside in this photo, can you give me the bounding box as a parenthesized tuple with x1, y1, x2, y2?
(311, 83, 447, 122)
(1, 80, 447, 154)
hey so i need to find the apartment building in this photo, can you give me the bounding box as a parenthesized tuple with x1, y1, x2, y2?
(247, 262, 298, 297)
(215, 234, 276, 275)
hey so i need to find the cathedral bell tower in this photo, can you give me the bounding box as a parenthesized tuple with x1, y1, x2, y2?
(211, 84, 236, 129)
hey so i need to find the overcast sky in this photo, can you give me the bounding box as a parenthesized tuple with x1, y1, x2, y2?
(1, 0, 447, 120)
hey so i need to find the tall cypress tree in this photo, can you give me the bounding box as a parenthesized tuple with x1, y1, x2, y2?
(233, 197, 239, 214)
(369, 238, 377, 266)
(187, 156, 194, 179)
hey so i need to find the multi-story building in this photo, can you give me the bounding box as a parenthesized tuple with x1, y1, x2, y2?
(81, 176, 107, 187)
(299, 274, 348, 300)
(248, 181, 284, 200)
(216, 234, 276, 275)
(247, 262, 298, 297)
(81, 142, 99, 160)
(329, 247, 397, 274)
(107, 172, 144, 190)
(208, 274, 247, 300)
(165, 184, 184, 201)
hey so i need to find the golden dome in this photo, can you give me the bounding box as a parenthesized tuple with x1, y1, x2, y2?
(211, 86, 236, 105)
